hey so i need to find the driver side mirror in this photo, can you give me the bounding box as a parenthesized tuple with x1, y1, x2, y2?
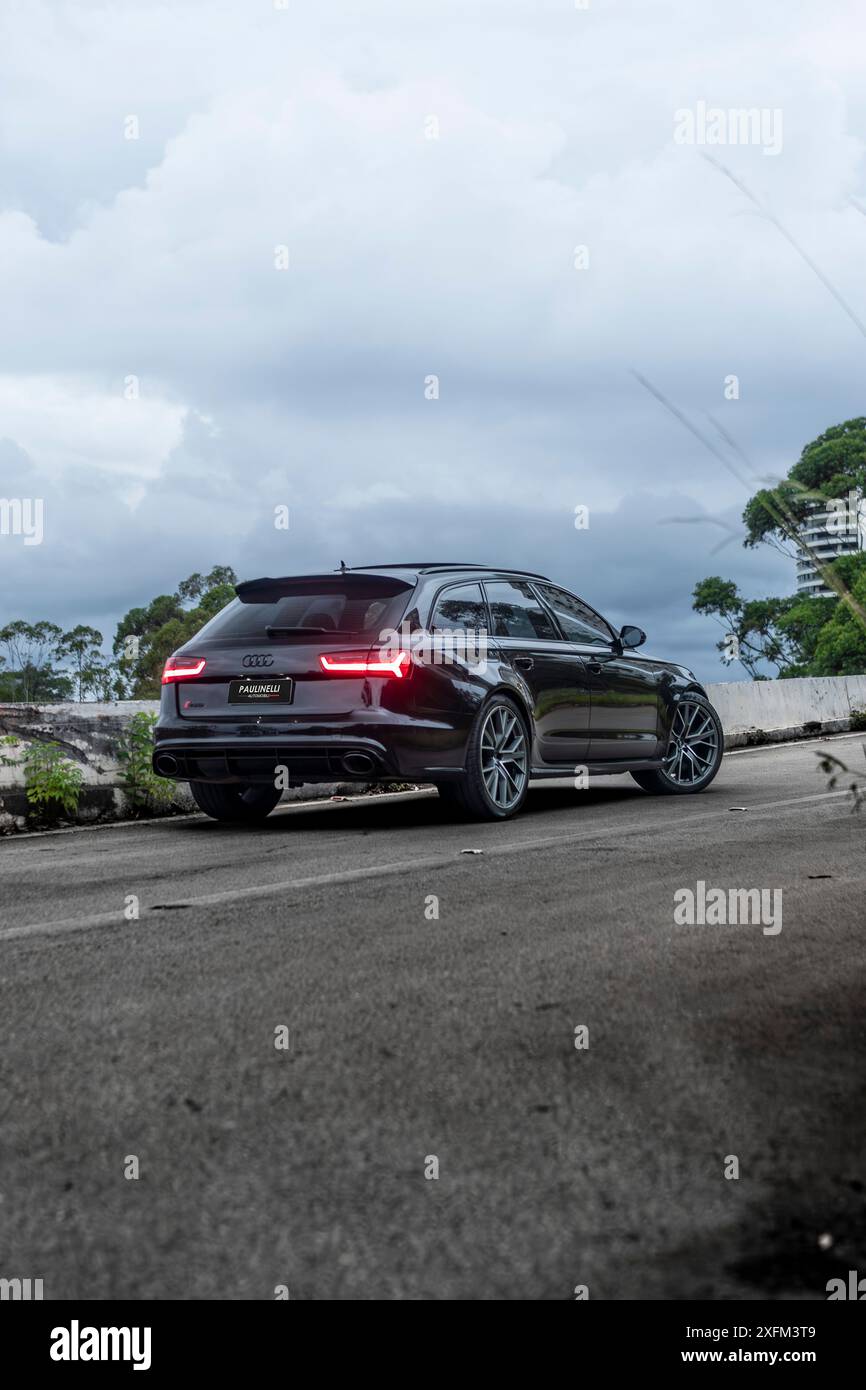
(619, 624, 646, 650)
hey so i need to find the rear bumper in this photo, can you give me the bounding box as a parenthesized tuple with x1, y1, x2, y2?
(151, 717, 473, 785)
(152, 737, 399, 785)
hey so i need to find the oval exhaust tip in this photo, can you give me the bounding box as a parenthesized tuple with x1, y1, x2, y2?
(342, 751, 375, 776)
(155, 753, 178, 776)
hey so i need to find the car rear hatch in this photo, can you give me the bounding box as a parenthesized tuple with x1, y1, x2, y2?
(167, 572, 415, 719)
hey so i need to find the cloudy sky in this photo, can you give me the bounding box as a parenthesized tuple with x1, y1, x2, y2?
(2, 0, 865, 682)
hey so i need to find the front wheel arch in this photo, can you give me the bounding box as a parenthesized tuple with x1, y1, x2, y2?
(634, 691, 723, 796)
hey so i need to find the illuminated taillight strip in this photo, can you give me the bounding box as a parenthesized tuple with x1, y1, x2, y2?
(162, 657, 207, 684)
(319, 650, 411, 678)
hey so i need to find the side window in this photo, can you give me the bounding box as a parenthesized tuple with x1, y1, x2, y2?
(535, 585, 614, 646)
(430, 583, 488, 634)
(485, 580, 557, 640)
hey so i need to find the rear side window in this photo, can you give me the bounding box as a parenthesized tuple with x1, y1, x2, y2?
(430, 583, 488, 634)
(485, 580, 557, 640)
(535, 584, 614, 646)
(193, 581, 410, 641)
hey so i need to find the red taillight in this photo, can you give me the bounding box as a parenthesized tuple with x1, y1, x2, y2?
(162, 656, 206, 684)
(319, 649, 411, 678)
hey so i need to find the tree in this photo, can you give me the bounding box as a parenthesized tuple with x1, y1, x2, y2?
(811, 552, 866, 675)
(0, 566, 238, 704)
(57, 625, 106, 701)
(743, 416, 866, 553)
(775, 593, 841, 676)
(176, 573, 205, 605)
(0, 621, 71, 702)
(694, 557, 866, 679)
(202, 565, 237, 591)
(174, 568, 235, 603)
(88, 664, 126, 702)
(113, 566, 238, 697)
(692, 574, 846, 679)
(694, 418, 866, 678)
(741, 418, 866, 633)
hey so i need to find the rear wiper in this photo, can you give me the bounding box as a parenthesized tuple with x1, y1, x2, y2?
(266, 626, 329, 635)
(265, 626, 361, 636)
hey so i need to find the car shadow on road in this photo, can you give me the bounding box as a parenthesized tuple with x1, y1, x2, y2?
(173, 779, 651, 835)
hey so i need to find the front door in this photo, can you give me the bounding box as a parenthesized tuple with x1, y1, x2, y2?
(532, 583, 661, 761)
(484, 579, 591, 763)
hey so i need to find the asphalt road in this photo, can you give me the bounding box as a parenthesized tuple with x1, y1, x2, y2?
(1, 735, 865, 1301)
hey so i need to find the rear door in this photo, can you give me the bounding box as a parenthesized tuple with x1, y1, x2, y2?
(483, 579, 590, 764)
(169, 574, 413, 720)
(534, 584, 661, 761)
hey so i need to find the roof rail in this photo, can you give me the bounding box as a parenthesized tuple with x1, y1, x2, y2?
(346, 563, 551, 579)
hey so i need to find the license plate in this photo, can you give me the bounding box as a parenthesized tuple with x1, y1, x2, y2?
(228, 677, 294, 704)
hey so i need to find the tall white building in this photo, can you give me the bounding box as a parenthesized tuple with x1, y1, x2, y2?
(795, 495, 865, 596)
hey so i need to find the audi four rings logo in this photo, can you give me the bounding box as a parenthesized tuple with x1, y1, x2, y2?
(242, 654, 274, 668)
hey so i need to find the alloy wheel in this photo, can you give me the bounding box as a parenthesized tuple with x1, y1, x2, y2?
(480, 704, 528, 811)
(663, 700, 720, 786)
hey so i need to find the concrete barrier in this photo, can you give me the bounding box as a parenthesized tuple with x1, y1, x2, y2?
(2, 675, 864, 827)
(0, 700, 368, 830)
(705, 675, 866, 747)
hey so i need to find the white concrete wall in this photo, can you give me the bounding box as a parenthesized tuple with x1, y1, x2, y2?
(705, 675, 866, 742)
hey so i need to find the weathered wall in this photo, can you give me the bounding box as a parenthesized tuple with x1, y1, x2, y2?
(0, 701, 362, 829)
(0, 701, 183, 827)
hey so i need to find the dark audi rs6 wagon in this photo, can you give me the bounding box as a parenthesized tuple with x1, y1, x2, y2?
(153, 563, 723, 822)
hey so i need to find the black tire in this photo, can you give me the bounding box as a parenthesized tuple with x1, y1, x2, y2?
(631, 692, 723, 795)
(190, 781, 283, 823)
(437, 695, 531, 821)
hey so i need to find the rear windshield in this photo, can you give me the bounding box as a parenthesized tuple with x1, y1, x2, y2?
(193, 580, 412, 641)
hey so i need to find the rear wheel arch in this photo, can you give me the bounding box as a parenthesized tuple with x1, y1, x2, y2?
(439, 689, 531, 820)
(486, 682, 533, 742)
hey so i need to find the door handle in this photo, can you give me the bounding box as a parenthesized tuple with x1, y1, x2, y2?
(587, 661, 603, 673)
(513, 656, 534, 671)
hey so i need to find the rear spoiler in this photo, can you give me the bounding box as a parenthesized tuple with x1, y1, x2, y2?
(235, 573, 414, 601)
